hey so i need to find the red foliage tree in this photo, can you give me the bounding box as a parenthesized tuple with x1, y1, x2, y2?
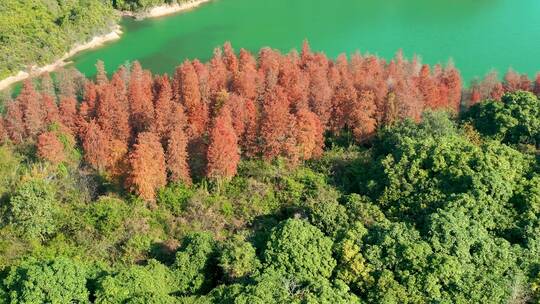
(223, 42, 239, 77)
(233, 49, 259, 101)
(503, 69, 521, 92)
(58, 96, 78, 135)
(0, 118, 7, 144)
(279, 52, 309, 111)
(129, 61, 155, 133)
(37, 131, 65, 164)
(295, 108, 324, 161)
(166, 126, 191, 185)
(349, 90, 377, 142)
(177, 60, 207, 137)
(4, 100, 25, 143)
(259, 86, 292, 160)
(490, 83, 504, 100)
(18, 80, 45, 138)
(307, 54, 332, 128)
(97, 84, 131, 144)
(206, 106, 240, 180)
(127, 132, 167, 201)
(153, 75, 176, 139)
(208, 47, 228, 96)
(330, 55, 355, 132)
(418, 65, 440, 110)
(228, 93, 247, 138)
(243, 98, 259, 158)
(519, 74, 531, 91)
(442, 64, 462, 112)
(42, 94, 59, 125)
(469, 85, 482, 107)
(40, 73, 55, 97)
(80, 81, 98, 121)
(82, 120, 110, 172)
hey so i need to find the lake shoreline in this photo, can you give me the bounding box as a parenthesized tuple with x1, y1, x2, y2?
(120, 0, 212, 20)
(0, 0, 213, 91)
(0, 26, 123, 92)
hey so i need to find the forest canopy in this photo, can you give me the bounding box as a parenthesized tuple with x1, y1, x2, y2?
(0, 0, 118, 79)
(0, 43, 539, 303)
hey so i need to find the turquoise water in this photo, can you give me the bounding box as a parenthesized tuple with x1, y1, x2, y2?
(70, 0, 540, 82)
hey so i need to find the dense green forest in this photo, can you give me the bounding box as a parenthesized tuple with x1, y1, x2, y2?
(0, 0, 197, 80)
(0, 42, 539, 302)
(0, 0, 118, 79)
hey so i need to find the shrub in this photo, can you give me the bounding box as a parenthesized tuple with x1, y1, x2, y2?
(5, 179, 58, 239)
(3, 257, 89, 303)
(263, 219, 336, 280)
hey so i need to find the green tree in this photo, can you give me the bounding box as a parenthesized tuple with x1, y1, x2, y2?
(464, 91, 540, 148)
(218, 235, 261, 281)
(173, 232, 217, 295)
(5, 179, 58, 239)
(94, 259, 178, 304)
(3, 257, 89, 304)
(263, 219, 336, 280)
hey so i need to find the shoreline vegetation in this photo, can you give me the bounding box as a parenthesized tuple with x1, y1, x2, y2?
(0, 26, 122, 92)
(121, 0, 213, 20)
(0, 0, 212, 92)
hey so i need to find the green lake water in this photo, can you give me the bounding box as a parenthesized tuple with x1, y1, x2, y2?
(70, 0, 540, 82)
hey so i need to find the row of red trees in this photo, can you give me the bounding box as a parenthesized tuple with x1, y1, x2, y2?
(0, 42, 536, 200)
(466, 69, 540, 106)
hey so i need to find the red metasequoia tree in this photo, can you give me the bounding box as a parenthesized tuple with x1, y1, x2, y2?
(42, 93, 60, 126)
(503, 69, 521, 92)
(129, 62, 155, 134)
(37, 131, 66, 164)
(19, 81, 46, 138)
(58, 96, 78, 135)
(233, 49, 259, 101)
(349, 89, 377, 142)
(208, 47, 228, 96)
(206, 106, 240, 180)
(306, 54, 332, 127)
(259, 86, 292, 160)
(4, 100, 25, 143)
(176, 60, 207, 137)
(82, 120, 110, 173)
(418, 64, 440, 110)
(0, 118, 7, 144)
(295, 108, 324, 161)
(127, 132, 167, 201)
(96, 83, 131, 144)
(330, 55, 355, 132)
(490, 82, 505, 100)
(153, 75, 177, 139)
(166, 125, 191, 185)
(242, 98, 259, 158)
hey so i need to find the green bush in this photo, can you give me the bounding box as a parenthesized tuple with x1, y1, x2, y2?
(3, 257, 89, 304)
(218, 235, 261, 281)
(5, 179, 58, 239)
(94, 259, 178, 304)
(173, 232, 217, 295)
(85, 196, 128, 236)
(157, 182, 193, 216)
(464, 91, 540, 148)
(263, 219, 336, 280)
